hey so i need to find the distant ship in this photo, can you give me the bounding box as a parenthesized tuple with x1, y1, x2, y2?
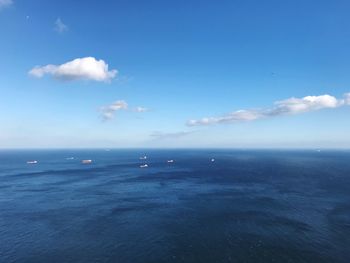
(211, 158, 215, 162)
(66, 157, 74, 160)
(26, 160, 38, 164)
(140, 164, 148, 168)
(167, 160, 174, 163)
(139, 155, 147, 160)
(81, 159, 92, 164)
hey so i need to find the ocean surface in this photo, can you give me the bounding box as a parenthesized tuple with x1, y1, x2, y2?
(0, 149, 350, 263)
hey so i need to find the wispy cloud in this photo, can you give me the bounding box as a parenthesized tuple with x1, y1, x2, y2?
(0, 0, 12, 10)
(100, 100, 128, 121)
(54, 18, 68, 33)
(100, 101, 148, 121)
(150, 131, 193, 139)
(133, 106, 148, 112)
(344, 93, 350, 104)
(187, 93, 350, 126)
(29, 57, 117, 82)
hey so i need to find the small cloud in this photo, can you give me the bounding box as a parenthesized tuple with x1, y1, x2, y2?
(100, 101, 148, 121)
(54, 18, 68, 33)
(100, 100, 128, 121)
(134, 106, 148, 112)
(187, 93, 350, 126)
(343, 93, 350, 105)
(150, 131, 193, 140)
(29, 57, 117, 82)
(0, 0, 13, 10)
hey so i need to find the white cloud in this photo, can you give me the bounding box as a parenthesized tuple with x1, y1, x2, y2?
(101, 100, 128, 120)
(54, 18, 68, 33)
(187, 93, 350, 126)
(269, 95, 340, 115)
(343, 93, 350, 105)
(134, 106, 148, 112)
(187, 110, 261, 126)
(29, 57, 117, 82)
(100, 101, 148, 121)
(0, 0, 12, 10)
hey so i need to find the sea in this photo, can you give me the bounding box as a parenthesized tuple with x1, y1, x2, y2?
(0, 149, 349, 263)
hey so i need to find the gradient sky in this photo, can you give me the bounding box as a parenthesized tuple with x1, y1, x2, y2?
(1, 0, 350, 148)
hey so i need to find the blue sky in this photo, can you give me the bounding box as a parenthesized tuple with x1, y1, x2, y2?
(1, 0, 350, 148)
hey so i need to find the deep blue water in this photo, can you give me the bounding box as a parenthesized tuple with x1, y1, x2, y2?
(0, 149, 350, 263)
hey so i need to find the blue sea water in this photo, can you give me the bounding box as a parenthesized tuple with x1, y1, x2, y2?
(0, 149, 350, 263)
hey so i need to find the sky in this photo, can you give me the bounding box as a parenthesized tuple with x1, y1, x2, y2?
(1, 0, 350, 148)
